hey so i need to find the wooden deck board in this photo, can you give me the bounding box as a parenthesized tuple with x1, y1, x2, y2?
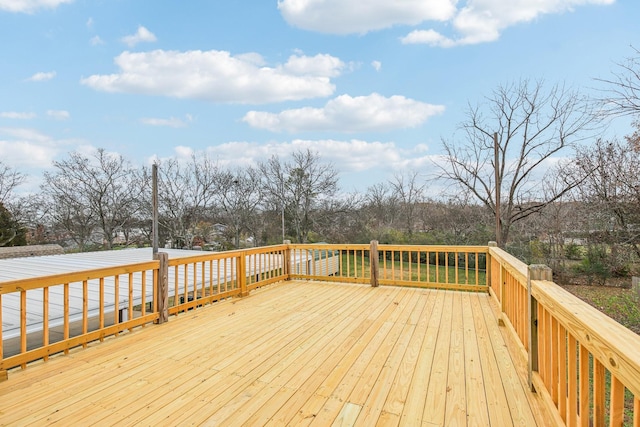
(0, 281, 555, 426)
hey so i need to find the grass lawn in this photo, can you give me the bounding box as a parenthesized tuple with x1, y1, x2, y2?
(340, 253, 487, 285)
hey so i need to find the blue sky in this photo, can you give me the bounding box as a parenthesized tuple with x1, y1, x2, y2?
(0, 0, 637, 194)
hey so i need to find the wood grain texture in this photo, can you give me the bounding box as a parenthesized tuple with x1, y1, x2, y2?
(0, 281, 554, 426)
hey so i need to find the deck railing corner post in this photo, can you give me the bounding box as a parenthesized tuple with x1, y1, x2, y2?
(154, 251, 169, 324)
(239, 251, 249, 297)
(283, 240, 292, 280)
(370, 240, 380, 287)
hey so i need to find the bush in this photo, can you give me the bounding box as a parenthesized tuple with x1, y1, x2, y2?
(573, 245, 610, 285)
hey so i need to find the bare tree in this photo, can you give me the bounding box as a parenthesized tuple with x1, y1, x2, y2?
(152, 155, 220, 249)
(361, 182, 400, 240)
(43, 149, 143, 250)
(215, 167, 263, 248)
(595, 47, 640, 118)
(438, 79, 595, 247)
(0, 161, 25, 205)
(259, 149, 339, 243)
(0, 162, 26, 245)
(572, 137, 640, 258)
(389, 171, 425, 235)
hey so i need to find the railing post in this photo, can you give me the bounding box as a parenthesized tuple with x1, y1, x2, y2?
(370, 240, 379, 287)
(488, 241, 497, 295)
(528, 264, 552, 392)
(238, 251, 248, 297)
(154, 252, 169, 324)
(283, 240, 291, 280)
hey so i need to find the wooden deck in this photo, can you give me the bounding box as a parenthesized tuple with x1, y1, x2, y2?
(0, 281, 556, 426)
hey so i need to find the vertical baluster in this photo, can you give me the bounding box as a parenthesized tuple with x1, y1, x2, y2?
(568, 334, 578, 426)
(141, 271, 146, 317)
(558, 324, 568, 423)
(114, 276, 120, 335)
(63, 283, 70, 353)
(609, 376, 624, 427)
(43, 287, 49, 359)
(128, 273, 134, 329)
(579, 344, 590, 427)
(99, 277, 105, 339)
(20, 289, 27, 365)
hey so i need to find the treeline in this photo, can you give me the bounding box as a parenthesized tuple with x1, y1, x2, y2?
(0, 148, 495, 250)
(1, 136, 640, 284)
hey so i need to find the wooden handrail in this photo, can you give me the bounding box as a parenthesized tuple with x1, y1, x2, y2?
(489, 245, 640, 426)
(0, 261, 159, 294)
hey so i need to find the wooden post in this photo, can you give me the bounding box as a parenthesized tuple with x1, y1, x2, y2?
(632, 276, 640, 301)
(154, 252, 169, 324)
(488, 241, 497, 296)
(238, 252, 248, 297)
(370, 240, 380, 287)
(528, 264, 552, 391)
(283, 240, 291, 280)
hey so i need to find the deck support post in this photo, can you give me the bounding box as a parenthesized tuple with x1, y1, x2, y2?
(0, 370, 6, 382)
(154, 252, 169, 324)
(370, 240, 379, 287)
(283, 240, 291, 280)
(238, 251, 249, 297)
(528, 264, 552, 392)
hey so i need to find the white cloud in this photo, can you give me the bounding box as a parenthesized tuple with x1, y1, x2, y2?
(0, 0, 73, 13)
(371, 61, 382, 72)
(176, 139, 440, 175)
(0, 112, 36, 119)
(81, 50, 344, 104)
(121, 26, 157, 47)
(46, 110, 70, 120)
(26, 71, 56, 82)
(277, 0, 456, 34)
(90, 35, 104, 46)
(86, 17, 93, 28)
(278, 0, 614, 46)
(401, 0, 615, 47)
(0, 127, 61, 168)
(140, 116, 191, 128)
(243, 93, 445, 132)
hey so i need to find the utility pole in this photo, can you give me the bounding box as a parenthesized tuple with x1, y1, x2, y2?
(494, 132, 501, 247)
(152, 163, 159, 255)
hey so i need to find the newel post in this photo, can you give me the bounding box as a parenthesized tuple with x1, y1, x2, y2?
(238, 251, 249, 297)
(487, 241, 497, 293)
(528, 264, 552, 391)
(370, 240, 380, 287)
(154, 252, 169, 324)
(283, 240, 292, 280)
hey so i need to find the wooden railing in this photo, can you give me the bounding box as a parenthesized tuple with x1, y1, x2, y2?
(0, 261, 160, 373)
(0, 245, 288, 374)
(489, 245, 640, 427)
(1, 241, 639, 426)
(289, 243, 488, 291)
